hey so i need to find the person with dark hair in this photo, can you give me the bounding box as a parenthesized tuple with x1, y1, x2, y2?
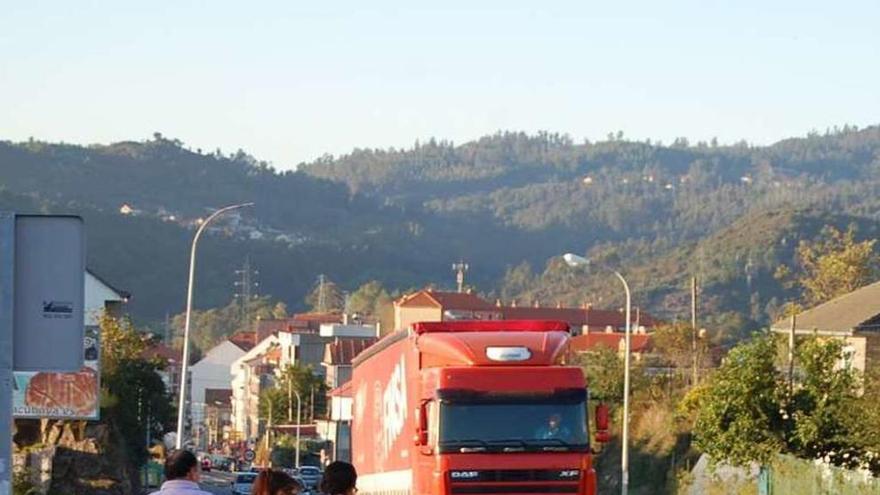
(252, 469, 302, 495)
(149, 449, 212, 494)
(320, 461, 357, 495)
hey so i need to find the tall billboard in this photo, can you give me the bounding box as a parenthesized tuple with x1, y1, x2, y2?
(13, 216, 85, 372)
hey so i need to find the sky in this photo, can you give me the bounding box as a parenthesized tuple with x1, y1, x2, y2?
(1, 0, 878, 169)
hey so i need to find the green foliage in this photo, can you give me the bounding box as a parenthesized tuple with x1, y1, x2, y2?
(171, 295, 279, 354)
(577, 346, 648, 403)
(259, 364, 328, 424)
(785, 338, 867, 469)
(777, 225, 879, 306)
(651, 323, 710, 372)
(693, 335, 785, 466)
(100, 315, 173, 468)
(304, 277, 345, 314)
(693, 334, 880, 474)
(5, 126, 880, 335)
(347, 280, 391, 318)
(578, 347, 627, 402)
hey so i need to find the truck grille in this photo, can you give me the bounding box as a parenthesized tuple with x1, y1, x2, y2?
(451, 486, 578, 494)
(448, 470, 580, 494)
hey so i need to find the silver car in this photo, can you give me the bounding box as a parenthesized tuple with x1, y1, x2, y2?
(296, 466, 322, 490)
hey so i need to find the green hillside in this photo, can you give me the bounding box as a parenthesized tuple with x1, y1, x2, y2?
(2, 126, 880, 333)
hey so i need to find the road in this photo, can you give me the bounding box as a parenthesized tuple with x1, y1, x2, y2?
(200, 470, 235, 494)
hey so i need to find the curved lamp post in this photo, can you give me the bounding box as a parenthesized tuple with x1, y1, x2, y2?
(176, 202, 254, 449)
(563, 253, 631, 495)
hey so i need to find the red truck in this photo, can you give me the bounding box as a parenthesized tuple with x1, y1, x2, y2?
(350, 320, 609, 495)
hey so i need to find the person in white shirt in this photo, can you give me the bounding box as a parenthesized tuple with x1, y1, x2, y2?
(149, 449, 213, 495)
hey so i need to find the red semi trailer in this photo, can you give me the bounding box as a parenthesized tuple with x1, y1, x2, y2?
(350, 320, 609, 495)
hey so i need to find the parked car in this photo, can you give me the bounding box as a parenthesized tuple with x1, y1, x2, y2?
(231, 472, 257, 495)
(296, 466, 322, 490)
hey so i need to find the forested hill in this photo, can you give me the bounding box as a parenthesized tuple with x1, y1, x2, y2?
(2, 126, 880, 332)
(302, 127, 880, 240)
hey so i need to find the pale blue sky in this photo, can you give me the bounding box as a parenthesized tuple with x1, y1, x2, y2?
(1, 1, 878, 168)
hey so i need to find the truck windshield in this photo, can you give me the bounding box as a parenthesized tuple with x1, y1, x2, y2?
(437, 389, 589, 453)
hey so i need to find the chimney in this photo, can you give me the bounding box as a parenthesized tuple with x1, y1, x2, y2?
(582, 324, 590, 335)
(605, 325, 614, 334)
(466, 288, 473, 294)
(343, 313, 349, 325)
(556, 301, 563, 309)
(533, 300, 540, 308)
(511, 299, 517, 308)
(496, 299, 502, 307)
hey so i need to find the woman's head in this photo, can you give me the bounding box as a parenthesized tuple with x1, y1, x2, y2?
(252, 469, 302, 495)
(320, 461, 357, 495)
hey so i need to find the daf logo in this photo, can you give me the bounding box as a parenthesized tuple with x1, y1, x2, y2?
(450, 471, 480, 479)
(559, 470, 580, 478)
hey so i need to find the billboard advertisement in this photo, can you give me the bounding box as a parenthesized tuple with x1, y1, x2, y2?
(12, 325, 100, 419)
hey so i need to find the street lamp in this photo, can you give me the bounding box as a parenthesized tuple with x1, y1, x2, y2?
(562, 253, 632, 495)
(176, 202, 254, 449)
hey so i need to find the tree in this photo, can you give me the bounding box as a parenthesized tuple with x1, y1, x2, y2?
(304, 276, 344, 313)
(776, 225, 878, 306)
(577, 346, 644, 403)
(692, 333, 878, 473)
(348, 280, 390, 317)
(172, 296, 282, 353)
(786, 338, 864, 467)
(692, 335, 785, 466)
(100, 314, 173, 467)
(264, 364, 329, 422)
(272, 301, 289, 319)
(651, 323, 710, 374)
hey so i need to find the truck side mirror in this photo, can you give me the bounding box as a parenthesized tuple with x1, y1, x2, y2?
(413, 400, 429, 446)
(594, 403, 611, 443)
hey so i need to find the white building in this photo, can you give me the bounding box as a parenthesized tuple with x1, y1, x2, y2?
(85, 270, 129, 326)
(190, 340, 249, 449)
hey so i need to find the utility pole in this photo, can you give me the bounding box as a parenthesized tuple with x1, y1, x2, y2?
(317, 274, 327, 313)
(266, 399, 273, 466)
(788, 313, 797, 394)
(234, 256, 259, 326)
(452, 261, 469, 293)
(287, 369, 293, 423)
(691, 276, 698, 386)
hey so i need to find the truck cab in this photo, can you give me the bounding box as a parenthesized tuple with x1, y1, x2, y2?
(351, 320, 608, 495)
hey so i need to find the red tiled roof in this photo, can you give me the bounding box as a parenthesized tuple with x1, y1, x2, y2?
(324, 338, 377, 366)
(329, 381, 352, 398)
(397, 290, 497, 311)
(228, 331, 257, 351)
(292, 313, 344, 323)
(570, 333, 652, 353)
(142, 343, 181, 363)
(500, 306, 658, 328)
(205, 388, 233, 406)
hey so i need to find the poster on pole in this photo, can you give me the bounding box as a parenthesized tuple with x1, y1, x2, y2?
(13, 215, 85, 372)
(12, 325, 100, 419)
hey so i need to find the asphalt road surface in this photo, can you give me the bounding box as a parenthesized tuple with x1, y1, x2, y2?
(200, 470, 236, 494)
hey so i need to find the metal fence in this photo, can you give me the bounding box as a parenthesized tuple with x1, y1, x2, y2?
(762, 455, 880, 495)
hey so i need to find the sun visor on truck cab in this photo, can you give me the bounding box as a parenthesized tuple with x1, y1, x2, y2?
(412, 320, 570, 334)
(437, 388, 587, 404)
